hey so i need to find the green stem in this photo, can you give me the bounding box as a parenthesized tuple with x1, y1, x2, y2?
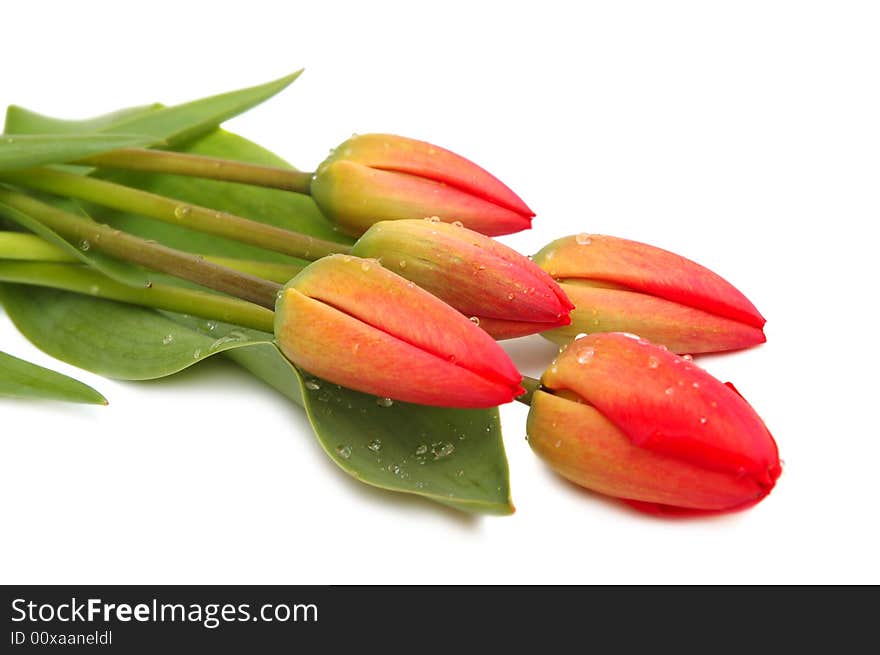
(0, 231, 77, 262)
(0, 188, 281, 309)
(0, 231, 304, 283)
(77, 147, 314, 194)
(516, 375, 542, 406)
(0, 261, 274, 333)
(0, 167, 350, 261)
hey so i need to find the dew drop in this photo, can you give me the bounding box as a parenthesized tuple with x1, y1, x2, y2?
(431, 442, 455, 460)
(648, 356, 660, 369)
(193, 348, 202, 359)
(398, 260, 407, 269)
(575, 233, 592, 245)
(162, 334, 175, 346)
(424, 215, 441, 223)
(368, 439, 383, 452)
(88, 285, 100, 295)
(173, 205, 192, 219)
(699, 416, 708, 425)
(352, 343, 361, 354)
(415, 444, 428, 456)
(665, 387, 675, 395)
(577, 347, 595, 364)
(79, 240, 91, 251)
(574, 332, 588, 340)
(304, 379, 321, 391)
(205, 321, 218, 332)
(469, 316, 480, 326)
(456, 469, 465, 477)
(452, 220, 464, 227)
(692, 381, 701, 389)
(507, 292, 515, 300)
(360, 261, 371, 272)
(376, 396, 394, 408)
(554, 439, 562, 449)
(335, 444, 352, 459)
(682, 354, 693, 361)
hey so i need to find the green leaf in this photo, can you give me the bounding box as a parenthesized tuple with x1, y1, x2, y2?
(4, 104, 162, 135)
(4, 72, 302, 148)
(0, 349, 106, 404)
(0, 285, 272, 380)
(297, 371, 513, 514)
(104, 71, 303, 147)
(0, 195, 152, 288)
(0, 134, 159, 172)
(0, 284, 512, 512)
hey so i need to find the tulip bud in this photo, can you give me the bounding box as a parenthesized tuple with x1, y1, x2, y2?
(310, 133, 534, 237)
(527, 333, 780, 513)
(275, 254, 525, 408)
(350, 219, 574, 339)
(533, 234, 766, 354)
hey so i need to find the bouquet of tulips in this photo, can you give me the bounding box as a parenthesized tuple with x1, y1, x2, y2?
(0, 71, 780, 516)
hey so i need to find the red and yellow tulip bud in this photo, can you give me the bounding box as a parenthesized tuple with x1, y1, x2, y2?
(350, 219, 574, 339)
(310, 133, 534, 237)
(527, 333, 781, 514)
(275, 254, 525, 408)
(533, 234, 766, 354)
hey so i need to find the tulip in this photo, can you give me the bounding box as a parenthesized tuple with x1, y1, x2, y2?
(533, 234, 766, 354)
(350, 219, 574, 339)
(275, 254, 525, 408)
(309, 133, 534, 237)
(527, 332, 781, 513)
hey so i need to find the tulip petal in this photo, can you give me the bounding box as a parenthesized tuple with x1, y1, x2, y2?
(311, 161, 531, 236)
(527, 390, 771, 510)
(332, 133, 534, 219)
(352, 220, 573, 333)
(542, 281, 766, 354)
(278, 255, 524, 406)
(542, 333, 780, 489)
(277, 287, 522, 407)
(534, 235, 765, 328)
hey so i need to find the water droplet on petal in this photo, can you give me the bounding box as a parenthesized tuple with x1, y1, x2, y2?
(469, 316, 480, 326)
(682, 354, 693, 361)
(692, 381, 700, 389)
(554, 439, 562, 448)
(174, 205, 192, 219)
(456, 469, 465, 477)
(304, 379, 321, 391)
(368, 439, 382, 452)
(665, 387, 675, 395)
(79, 240, 91, 251)
(574, 332, 588, 340)
(398, 260, 407, 269)
(648, 356, 659, 369)
(415, 444, 428, 456)
(507, 292, 515, 300)
(162, 334, 175, 345)
(360, 261, 371, 272)
(452, 220, 463, 227)
(424, 215, 441, 223)
(193, 348, 202, 359)
(577, 347, 595, 364)
(575, 233, 592, 245)
(699, 416, 708, 425)
(335, 444, 352, 459)
(376, 397, 394, 407)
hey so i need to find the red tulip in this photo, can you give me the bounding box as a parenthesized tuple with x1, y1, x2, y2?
(527, 332, 781, 513)
(533, 234, 766, 354)
(275, 254, 525, 408)
(310, 133, 534, 237)
(350, 219, 574, 339)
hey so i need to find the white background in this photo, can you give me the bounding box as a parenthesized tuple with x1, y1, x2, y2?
(1, 1, 877, 584)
